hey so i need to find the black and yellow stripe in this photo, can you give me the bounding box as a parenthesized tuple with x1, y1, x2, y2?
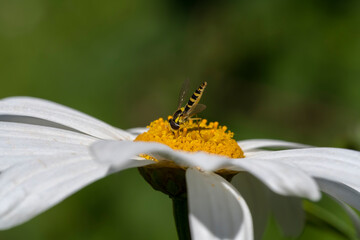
(168, 81, 207, 131)
(183, 82, 207, 114)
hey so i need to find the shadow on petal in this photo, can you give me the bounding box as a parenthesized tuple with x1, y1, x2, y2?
(186, 168, 253, 240)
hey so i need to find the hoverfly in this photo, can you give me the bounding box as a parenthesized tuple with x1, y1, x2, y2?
(168, 80, 207, 131)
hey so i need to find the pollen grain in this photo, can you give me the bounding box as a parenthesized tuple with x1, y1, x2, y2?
(134, 117, 244, 159)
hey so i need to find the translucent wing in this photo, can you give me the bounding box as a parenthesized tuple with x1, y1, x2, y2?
(187, 104, 207, 118)
(177, 78, 190, 109)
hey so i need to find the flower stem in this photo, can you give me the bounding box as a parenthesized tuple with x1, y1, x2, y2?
(172, 197, 191, 240)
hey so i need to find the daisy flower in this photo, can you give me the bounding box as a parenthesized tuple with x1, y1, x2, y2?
(0, 96, 359, 240)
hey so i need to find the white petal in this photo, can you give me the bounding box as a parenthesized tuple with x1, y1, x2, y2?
(0, 122, 96, 171)
(90, 140, 216, 170)
(0, 96, 132, 140)
(186, 168, 253, 240)
(247, 148, 360, 194)
(269, 194, 304, 237)
(226, 158, 320, 201)
(0, 124, 108, 229)
(91, 141, 320, 200)
(238, 139, 311, 152)
(90, 140, 157, 172)
(231, 172, 270, 240)
(316, 178, 360, 211)
(0, 121, 95, 145)
(126, 127, 148, 136)
(0, 115, 78, 132)
(0, 160, 107, 229)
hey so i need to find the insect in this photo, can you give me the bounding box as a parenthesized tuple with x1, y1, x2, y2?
(168, 80, 207, 131)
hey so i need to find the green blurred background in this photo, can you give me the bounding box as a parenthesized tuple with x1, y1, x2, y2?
(0, 0, 360, 239)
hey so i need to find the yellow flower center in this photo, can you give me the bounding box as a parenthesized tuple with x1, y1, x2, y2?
(134, 117, 244, 159)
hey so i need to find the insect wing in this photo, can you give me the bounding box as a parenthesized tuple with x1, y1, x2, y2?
(177, 78, 190, 109)
(187, 104, 207, 118)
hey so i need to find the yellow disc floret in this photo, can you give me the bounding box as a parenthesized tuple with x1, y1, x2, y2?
(135, 117, 244, 158)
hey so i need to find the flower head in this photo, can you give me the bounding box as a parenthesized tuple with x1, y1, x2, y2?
(0, 96, 359, 240)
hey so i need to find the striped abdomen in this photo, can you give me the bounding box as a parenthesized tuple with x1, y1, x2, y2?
(183, 82, 207, 114)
